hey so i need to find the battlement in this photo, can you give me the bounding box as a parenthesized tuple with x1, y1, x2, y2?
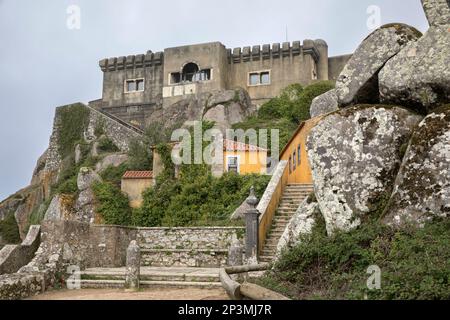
(227, 40, 326, 64)
(99, 50, 164, 72)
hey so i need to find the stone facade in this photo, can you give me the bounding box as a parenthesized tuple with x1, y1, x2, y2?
(95, 41, 350, 128)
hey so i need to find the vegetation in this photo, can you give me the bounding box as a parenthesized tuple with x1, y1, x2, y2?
(256, 217, 450, 300)
(132, 122, 270, 227)
(233, 81, 335, 151)
(92, 181, 132, 226)
(127, 122, 179, 171)
(97, 137, 119, 153)
(57, 103, 90, 158)
(0, 213, 21, 244)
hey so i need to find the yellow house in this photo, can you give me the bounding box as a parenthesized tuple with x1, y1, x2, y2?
(121, 171, 154, 208)
(222, 139, 268, 175)
(280, 116, 324, 184)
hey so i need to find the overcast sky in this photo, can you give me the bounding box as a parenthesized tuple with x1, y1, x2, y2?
(0, 0, 429, 200)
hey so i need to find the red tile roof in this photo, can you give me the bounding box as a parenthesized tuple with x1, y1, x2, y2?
(223, 139, 268, 152)
(122, 171, 153, 179)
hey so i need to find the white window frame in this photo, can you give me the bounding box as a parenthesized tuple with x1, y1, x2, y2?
(226, 155, 240, 174)
(247, 70, 271, 87)
(124, 78, 145, 93)
(168, 68, 213, 86)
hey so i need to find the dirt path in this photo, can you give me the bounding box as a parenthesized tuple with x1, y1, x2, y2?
(27, 288, 228, 300)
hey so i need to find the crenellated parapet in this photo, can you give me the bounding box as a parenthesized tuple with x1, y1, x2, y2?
(99, 50, 164, 72)
(227, 40, 326, 64)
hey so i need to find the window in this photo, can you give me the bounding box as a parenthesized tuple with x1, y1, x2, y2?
(249, 73, 260, 86)
(125, 78, 145, 93)
(293, 151, 296, 170)
(248, 70, 271, 86)
(289, 156, 293, 173)
(298, 145, 301, 166)
(170, 63, 211, 84)
(227, 156, 239, 173)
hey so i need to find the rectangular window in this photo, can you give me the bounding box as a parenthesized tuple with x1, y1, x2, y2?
(170, 72, 181, 84)
(289, 156, 292, 174)
(298, 145, 301, 166)
(293, 151, 296, 170)
(227, 156, 239, 173)
(125, 78, 145, 93)
(248, 70, 271, 86)
(249, 73, 260, 86)
(261, 72, 270, 85)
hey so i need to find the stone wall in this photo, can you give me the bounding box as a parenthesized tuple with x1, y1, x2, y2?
(0, 226, 41, 275)
(84, 105, 143, 153)
(137, 227, 244, 267)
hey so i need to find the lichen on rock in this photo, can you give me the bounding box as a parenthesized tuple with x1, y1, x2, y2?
(335, 24, 421, 107)
(307, 105, 423, 234)
(383, 105, 450, 227)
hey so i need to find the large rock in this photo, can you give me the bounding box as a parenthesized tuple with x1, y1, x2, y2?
(95, 154, 128, 173)
(336, 24, 422, 107)
(162, 88, 255, 130)
(74, 189, 96, 224)
(383, 106, 450, 227)
(421, 0, 450, 27)
(307, 105, 423, 234)
(276, 197, 319, 257)
(77, 168, 102, 191)
(44, 195, 74, 221)
(379, 24, 450, 113)
(310, 89, 338, 118)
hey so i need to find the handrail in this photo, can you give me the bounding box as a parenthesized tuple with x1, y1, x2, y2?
(257, 161, 289, 254)
(219, 264, 290, 300)
(86, 104, 145, 136)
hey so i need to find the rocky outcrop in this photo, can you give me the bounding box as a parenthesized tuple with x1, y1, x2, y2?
(307, 105, 423, 234)
(44, 195, 74, 221)
(336, 24, 421, 107)
(383, 106, 450, 227)
(421, 0, 450, 27)
(74, 188, 96, 224)
(162, 88, 256, 130)
(77, 168, 102, 192)
(310, 89, 338, 118)
(379, 24, 450, 113)
(276, 198, 319, 256)
(95, 154, 128, 173)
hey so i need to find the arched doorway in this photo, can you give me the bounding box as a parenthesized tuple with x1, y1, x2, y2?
(182, 62, 199, 82)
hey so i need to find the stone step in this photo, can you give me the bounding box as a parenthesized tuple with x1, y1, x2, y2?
(81, 267, 220, 283)
(259, 256, 275, 263)
(80, 280, 222, 289)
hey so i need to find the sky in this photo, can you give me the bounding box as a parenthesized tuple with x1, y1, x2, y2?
(0, 0, 429, 201)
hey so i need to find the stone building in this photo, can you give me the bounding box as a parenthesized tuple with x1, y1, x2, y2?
(91, 41, 351, 128)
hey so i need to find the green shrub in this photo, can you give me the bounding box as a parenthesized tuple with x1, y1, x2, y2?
(57, 103, 90, 158)
(258, 218, 450, 300)
(135, 169, 270, 228)
(258, 84, 304, 120)
(92, 182, 132, 226)
(291, 80, 335, 123)
(100, 164, 129, 187)
(0, 213, 21, 244)
(97, 137, 119, 153)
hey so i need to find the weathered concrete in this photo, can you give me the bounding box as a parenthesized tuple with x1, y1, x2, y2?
(336, 24, 421, 107)
(307, 105, 423, 234)
(383, 106, 450, 227)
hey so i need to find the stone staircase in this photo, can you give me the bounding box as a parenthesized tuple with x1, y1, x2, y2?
(259, 184, 314, 263)
(80, 267, 222, 289)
